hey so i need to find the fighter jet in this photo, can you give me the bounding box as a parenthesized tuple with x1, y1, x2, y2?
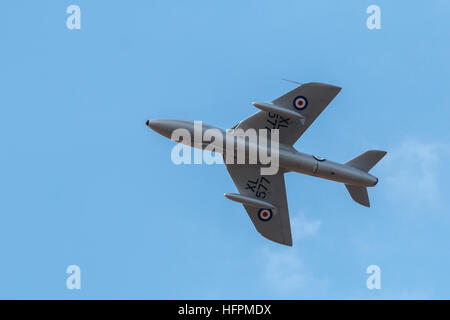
(146, 82, 386, 246)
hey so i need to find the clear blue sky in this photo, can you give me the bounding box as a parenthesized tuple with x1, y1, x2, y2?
(1, 0, 449, 299)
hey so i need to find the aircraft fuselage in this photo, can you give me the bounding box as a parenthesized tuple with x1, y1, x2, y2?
(146, 119, 378, 188)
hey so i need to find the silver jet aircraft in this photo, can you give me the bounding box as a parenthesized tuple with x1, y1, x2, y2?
(146, 82, 386, 246)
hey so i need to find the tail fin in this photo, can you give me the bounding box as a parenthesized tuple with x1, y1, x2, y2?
(345, 150, 387, 172)
(345, 185, 370, 207)
(345, 150, 387, 207)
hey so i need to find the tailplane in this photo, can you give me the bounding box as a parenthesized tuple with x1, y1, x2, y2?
(345, 150, 387, 207)
(345, 150, 387, 172)
(345, 185, 370, 207)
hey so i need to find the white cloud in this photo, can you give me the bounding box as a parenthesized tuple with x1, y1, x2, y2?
(262, 248, 306, 294)
(290, 212, 321, 240)
(260, 212, 322, 295)
(382, 139, 450, 209)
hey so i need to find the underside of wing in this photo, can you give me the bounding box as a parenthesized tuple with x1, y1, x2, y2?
(224, 163, 292, 246)
(236, 82, 341, 145)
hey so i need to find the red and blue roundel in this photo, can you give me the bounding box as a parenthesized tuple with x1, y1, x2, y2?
(313, 155, 325, 161)
(293, 96, 308, 110)
(258, 208, 273, 221)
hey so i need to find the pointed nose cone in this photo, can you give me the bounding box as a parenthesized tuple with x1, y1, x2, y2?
(146, 119, 165, 133)
(146, 119, 178, 139)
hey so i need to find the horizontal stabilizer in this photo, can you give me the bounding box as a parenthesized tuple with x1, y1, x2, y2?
(345, 184, 370, 207)
(346, 150, 387, 172)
